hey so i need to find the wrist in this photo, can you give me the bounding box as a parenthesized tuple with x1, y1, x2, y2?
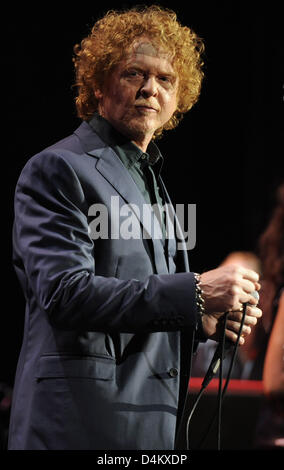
(194, 273, 205, 316)
(194, 273, 208, 341)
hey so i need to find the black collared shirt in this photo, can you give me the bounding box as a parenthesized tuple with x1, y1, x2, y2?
(89, 113, 166, 236)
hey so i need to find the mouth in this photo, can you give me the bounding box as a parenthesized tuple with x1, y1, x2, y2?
(135, 105, 158, 113)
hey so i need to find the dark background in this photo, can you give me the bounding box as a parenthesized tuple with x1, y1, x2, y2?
(2, 0, 283, 388)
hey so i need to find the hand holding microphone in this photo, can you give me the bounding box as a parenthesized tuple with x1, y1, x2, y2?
(199, 265, 262, 343)
(201, 290, 260, 388)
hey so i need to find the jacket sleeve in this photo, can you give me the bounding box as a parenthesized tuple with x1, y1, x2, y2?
(13, 150, 198, 333)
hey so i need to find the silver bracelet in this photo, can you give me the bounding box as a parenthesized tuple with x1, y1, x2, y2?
(194, 273, 205, 317)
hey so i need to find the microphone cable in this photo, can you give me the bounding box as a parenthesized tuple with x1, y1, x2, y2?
(217, 311, 228, 450)
(185, 303, 248, 450)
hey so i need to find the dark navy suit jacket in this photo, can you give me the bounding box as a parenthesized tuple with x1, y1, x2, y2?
(8, 120, 198, 450)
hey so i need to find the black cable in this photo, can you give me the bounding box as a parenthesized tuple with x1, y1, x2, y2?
(220, 302, 248, 399)
(196, 303, 248, 449)
(217, 312, 228, 450)
(185, 311, 228, 450)
(185, 303, 249, 450)
(185, 384, 207, 450)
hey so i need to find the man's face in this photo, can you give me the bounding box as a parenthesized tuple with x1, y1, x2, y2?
(95, 39, 179, 149)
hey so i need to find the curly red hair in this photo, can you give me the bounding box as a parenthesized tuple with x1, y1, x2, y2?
(73, 5, 204, 138)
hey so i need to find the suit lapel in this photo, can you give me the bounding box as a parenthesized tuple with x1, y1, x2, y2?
(159, 178, 190, 273)
(74, 122, 168, 274)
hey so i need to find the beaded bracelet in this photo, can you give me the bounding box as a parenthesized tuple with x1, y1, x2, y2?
(194, 273, 205, 317)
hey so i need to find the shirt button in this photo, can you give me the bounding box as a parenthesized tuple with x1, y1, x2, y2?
(168, 368, 179, 378)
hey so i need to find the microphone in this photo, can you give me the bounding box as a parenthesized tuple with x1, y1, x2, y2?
(201, 290, 259, 389)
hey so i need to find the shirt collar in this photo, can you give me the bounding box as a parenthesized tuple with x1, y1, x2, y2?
(88, 113, 163, 174)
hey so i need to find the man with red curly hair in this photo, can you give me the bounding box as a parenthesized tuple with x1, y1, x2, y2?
(9, 6, 261, 450)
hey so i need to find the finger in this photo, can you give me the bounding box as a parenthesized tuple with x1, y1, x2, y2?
(237, 290, 258, 306)
(245, 305, 262, 318)
(239, 278, 257, 294)
(226, 319, 252, 336)
(227, 307, 262, 324)
(238, 267, 259, 283)
(225, 328, 245, 344)
(240, 291, 259, 305)
(227, 310, 243, 322)
(255, 281, 261, 291)
(229, 286, 254, 310)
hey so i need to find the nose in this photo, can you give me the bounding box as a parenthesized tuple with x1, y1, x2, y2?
(140, 76, 158, 98)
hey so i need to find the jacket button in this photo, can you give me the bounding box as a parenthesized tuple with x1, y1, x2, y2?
(169, 368, 178, 378)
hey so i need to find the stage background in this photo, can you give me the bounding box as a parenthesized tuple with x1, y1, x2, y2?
(2, 0, 283, 449)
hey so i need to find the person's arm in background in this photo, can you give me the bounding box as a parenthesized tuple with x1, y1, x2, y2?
(263, 291, 284, 395)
